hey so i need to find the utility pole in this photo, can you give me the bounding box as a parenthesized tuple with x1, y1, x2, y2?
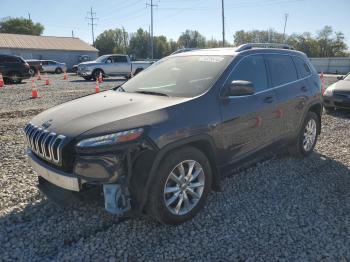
(146, 0, 157, 59)
(221, 0, 225, 47)
(28, 13, 31, 20)
(72, 30, 74, 38)
(86, 7, 98, 46)
(122, 27, 127, 54)
(283, 13, 289, 43)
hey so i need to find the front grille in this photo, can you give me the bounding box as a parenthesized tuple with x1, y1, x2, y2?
(24, 123, 66, 165)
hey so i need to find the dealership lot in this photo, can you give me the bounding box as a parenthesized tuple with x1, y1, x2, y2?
(0, 74, 349, 260)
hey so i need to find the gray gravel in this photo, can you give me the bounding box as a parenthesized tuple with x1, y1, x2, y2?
(0, 74, 349, 261)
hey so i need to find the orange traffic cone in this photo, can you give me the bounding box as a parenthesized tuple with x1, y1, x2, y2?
(0, 73, 4, 88)
(63, 71, 68, 80)
(45, 73, 50, 86)
(320, 72, 326, 95)
(98, 71, 103, 83)
(95, 80, 100, 93)
(37, 71, 42, 80)
(31, 80, 39, 99)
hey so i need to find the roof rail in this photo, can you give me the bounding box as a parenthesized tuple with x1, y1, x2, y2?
(236, 43, 294, 52)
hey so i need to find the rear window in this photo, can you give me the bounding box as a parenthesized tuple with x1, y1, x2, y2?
(292, 56, 311, 79)
(114, 56, 128, 63)
(265, 54, 298, 87)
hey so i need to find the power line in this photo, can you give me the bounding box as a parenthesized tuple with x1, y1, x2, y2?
(86, 7, 98, 46)
(146, 0, 158, 59)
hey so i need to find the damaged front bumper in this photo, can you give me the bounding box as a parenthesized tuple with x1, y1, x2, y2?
(27, 149, 133, 216)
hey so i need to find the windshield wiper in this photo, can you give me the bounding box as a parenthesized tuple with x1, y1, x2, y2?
(113, 85, 125, 92)
(135, 91, 169, 97)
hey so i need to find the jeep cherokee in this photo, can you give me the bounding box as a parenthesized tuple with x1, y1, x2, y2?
(24, 43, 322, 225)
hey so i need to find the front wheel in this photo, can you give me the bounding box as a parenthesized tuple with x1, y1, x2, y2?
(147, 146, 212, 225)
(9, 72, 22, 84)
(289, 111, 320, 157)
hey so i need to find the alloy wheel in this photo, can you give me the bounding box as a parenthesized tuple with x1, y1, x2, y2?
(163, 160, 205, 216)
(303, 118, 317, 151)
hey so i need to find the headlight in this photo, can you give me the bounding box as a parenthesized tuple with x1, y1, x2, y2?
(80, 66, 86, 70)
(76, 128, 144, 148)
(324, 86, 334, 96)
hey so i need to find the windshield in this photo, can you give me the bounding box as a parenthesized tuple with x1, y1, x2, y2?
(120, 55, 232, 97)
(95, 55, 109, 63)
(344, 72, 350, 81)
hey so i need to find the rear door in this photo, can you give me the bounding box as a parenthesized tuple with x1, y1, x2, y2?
(265, 54, 309, 137)
(218, 54, 279, 164)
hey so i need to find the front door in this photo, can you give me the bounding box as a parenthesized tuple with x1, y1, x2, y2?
(218, 54, 278, 164)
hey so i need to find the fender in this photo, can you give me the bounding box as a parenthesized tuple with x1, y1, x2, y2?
(298, 100, 323, 135)
(138, 134, 221, 212)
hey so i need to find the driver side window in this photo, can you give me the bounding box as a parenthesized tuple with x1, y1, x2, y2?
(226, 55, 268, 93)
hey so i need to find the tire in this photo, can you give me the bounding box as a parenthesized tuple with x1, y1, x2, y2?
(92, 69, 103, 81)
(147, 146, 212, 225)
(55, 68, 63, 74)
(29, 67, 36, 77)
(289, 111, 320, 158)
(9, 71, 22, 84)
(134, 68, 143, 75)
(324, 106, 335, 114)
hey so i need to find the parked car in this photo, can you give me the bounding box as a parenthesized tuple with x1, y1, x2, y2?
(41, 60, 67, 74)
(72, 55, 92, 74)
(24, 44, 322, 224)
(0, 54, 31, 84)
(323, 72, 350, 113)
(26, 59, 43, 76)
(77, 54, 153, 80)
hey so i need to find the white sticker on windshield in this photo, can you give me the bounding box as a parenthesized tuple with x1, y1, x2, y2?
(198, 56, 224, 63)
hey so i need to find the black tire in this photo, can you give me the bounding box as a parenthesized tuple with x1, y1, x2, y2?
(9, 71, 22, 84)
(83, 76, 92, 81)
(55, 67, 63, 74)
(147, 146, 212, 225)
(289, 111, 320, 158)
(92, 69, 103, 81)
(29, 67, 36, 77)
(134, 68, 143, 75)
(324, 106, 335, 114)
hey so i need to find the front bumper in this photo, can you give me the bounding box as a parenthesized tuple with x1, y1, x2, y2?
(27, 150, 82, 191)
(323, 94, 350, 109)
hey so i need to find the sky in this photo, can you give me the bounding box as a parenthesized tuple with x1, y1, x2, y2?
(2, 0, 350, 48)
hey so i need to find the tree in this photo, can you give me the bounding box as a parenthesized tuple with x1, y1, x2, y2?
(0, 17, 44, 35)
(95, 28, 128, 55)
(128, 28, 150, 59)
(177, 30, 206, 48)
(153, 35, 171, 59)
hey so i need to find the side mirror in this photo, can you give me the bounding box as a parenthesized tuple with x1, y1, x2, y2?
(224, 80, 256, 97)
(337, 75, 344, 80)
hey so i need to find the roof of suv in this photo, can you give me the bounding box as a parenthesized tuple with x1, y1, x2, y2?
(173, 43, 306, 57)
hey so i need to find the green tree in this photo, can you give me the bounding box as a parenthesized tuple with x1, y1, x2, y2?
(95, 28, 128, 55)
(177, 30, 206, 48)
(0, 17, 44, 35)
(153, 35, 171, 58)
(128, 28, 150, 59)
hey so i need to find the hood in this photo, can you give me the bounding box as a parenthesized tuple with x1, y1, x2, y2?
(331, 80, 350, 92)
(30, 91, 190, 138)
(78, 61, 99, 66)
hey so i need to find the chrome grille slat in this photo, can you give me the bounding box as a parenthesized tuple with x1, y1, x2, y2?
(24, 123, 66, 166)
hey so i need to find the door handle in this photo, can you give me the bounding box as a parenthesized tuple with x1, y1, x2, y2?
(263, 96, 274, 103)
(301, 86, 308, 92)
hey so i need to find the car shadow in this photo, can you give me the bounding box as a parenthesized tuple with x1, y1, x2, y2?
(1, 152, 349, 260)
(324, 109, 350, 119)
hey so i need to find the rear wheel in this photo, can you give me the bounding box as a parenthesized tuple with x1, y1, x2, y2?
(147, 146, 212, 225)
(289, 111, 320, 157)
(55, 68, 63, 74)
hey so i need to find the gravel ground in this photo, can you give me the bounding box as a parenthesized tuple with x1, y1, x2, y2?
(0, 74, 349, 261)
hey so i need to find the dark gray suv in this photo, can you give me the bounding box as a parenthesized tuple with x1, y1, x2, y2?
(24, 44, 322, 224)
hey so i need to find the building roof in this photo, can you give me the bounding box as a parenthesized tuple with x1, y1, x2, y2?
(0, 33, 98, 52)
